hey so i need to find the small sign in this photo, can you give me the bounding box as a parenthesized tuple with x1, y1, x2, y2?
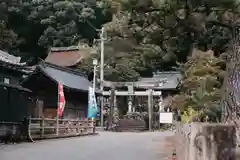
(128, 85, 134, 94)
(160, 112, 173, 124)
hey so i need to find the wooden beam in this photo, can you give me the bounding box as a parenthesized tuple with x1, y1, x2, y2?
(103, 91, 162, 96)
(102, 80, 168, 88)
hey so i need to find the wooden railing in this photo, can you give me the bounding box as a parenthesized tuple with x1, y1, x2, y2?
(28, 117, 95, 140)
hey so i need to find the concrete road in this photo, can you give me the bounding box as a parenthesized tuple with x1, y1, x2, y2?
(0, 132, 172, 160)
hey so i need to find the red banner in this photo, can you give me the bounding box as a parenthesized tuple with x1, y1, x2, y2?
(57, 82, 66, 117)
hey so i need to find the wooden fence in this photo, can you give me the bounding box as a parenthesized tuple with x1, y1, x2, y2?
(0, 118, 95, 143)
(175, 122, 236, 160)
(28, 117, 95, 140)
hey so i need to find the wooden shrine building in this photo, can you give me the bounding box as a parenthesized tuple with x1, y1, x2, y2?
(21, 62, 97, 119)
(0, 50, 32, 85)
(0, 50, 34, 122)
(0, 50, 35, 142)
(0, 48, 97, 141)
(44, 46, 95, 68)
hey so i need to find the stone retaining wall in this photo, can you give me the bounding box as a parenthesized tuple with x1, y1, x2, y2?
(175, 123, 236, 160)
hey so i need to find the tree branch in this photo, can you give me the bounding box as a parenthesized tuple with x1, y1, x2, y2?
(208, 20, 233, 29)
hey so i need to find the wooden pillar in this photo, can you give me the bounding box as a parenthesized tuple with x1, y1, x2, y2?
(148, 89, 153, 131)
(40, 116, 44, 137)
(36, 99, 44, 118)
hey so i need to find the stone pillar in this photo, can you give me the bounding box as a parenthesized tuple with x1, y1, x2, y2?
(132, 103, 136, 113)
(128, 96, 132, 113)
(127, 85, 134, 113)
(158, 94, 163, 112)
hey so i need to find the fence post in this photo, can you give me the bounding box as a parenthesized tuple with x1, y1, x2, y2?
(92, 120, 95, 133)
(28, 117, 33, 141)
(56, 116, 59, 136)
(41, 116, 44, 137)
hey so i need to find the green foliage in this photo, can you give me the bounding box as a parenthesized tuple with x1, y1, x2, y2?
(79, 43, 141, 81)
(75, 0, 240, 82)
(0, 1, 19, 51)
(9, 0, 97, 47)
(1, 0, 240, 83)
(182, 49, 224, 92)
(0, 22, 18, 50)
(103, 0, 239, 72)
(4, 0, 110, 61)
(171, 49, 224, 122)
(182, 107, 202, 123)
(76, 0, 240, 81)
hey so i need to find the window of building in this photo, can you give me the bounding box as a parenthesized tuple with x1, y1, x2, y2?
(10, 78, 19, 84)
(4, 78, 10, 84)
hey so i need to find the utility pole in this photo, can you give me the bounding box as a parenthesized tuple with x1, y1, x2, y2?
(100, 27, 105, 127)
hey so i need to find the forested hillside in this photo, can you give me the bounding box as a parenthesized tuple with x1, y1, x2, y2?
(0, 0, 238, 80)
(2, 0, 240, 129)
(1, 0, 111, 63)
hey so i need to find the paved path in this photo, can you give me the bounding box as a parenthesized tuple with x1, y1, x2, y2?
(0, 131, 172, 160)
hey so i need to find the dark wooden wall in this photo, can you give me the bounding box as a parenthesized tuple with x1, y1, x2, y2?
(0, 66, 27, 85)
(0, 86, 34, 122)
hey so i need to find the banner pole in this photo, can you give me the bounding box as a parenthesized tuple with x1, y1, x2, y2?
(56, 114, 59, 136)
(56, 84, 59, 136)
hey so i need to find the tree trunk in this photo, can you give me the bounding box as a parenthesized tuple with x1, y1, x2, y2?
(222, 39, 240, 146)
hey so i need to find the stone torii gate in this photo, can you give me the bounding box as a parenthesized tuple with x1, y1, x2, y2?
(99, 71, 182, 131)
(102, 80, 167, 131)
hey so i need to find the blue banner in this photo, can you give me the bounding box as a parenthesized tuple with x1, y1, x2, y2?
(87, 86, 98, 118)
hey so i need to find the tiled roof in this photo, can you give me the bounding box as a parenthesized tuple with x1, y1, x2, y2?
(45, 46, 93, 67)
(0, 50, 34, 74)
(0, 82, 31, 92)
(0, 50, 26, 66)
(138, 72, 182, 89)
(102, 72, 182, 90)
(38, 62, 99, 92)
